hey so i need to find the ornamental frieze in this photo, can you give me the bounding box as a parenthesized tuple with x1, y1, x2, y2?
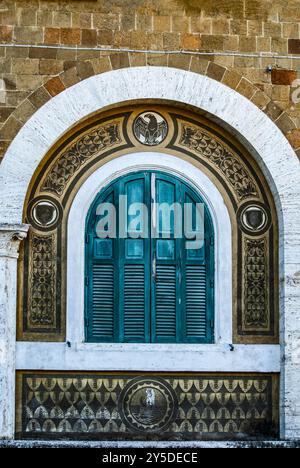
(16, 372, 279, 440)
(178, 123, 258, 201)
(41, 120, 123, 197)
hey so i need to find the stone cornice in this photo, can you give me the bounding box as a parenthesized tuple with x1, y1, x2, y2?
(0, 224, 30, 259)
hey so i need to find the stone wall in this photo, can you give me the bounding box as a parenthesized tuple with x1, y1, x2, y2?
(1, 1, 300, 162)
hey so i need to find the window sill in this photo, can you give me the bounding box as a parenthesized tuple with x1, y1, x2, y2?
(16, 342, 281, 373)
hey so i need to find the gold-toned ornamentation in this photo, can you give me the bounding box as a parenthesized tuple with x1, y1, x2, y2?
(27, 234, 57, 328)
(179, 124, 258, 200)
(244, 239, 268, 329)
(41, 122, 121, 196)
(17, 372, 278, 439)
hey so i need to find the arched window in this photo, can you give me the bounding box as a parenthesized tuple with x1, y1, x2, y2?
(85, 171, 214, 344)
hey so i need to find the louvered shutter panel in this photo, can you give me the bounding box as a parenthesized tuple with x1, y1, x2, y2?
(154, 264, 177, 340)
(90, 264, 115, 340)
(120, 176, 150, 343)
(185, 265, 207, 338)
(123, 264, 146, 341)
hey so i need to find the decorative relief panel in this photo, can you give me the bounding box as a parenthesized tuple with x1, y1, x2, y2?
(19, 106, 278, 343)
(178, 123, 258, 201)
(16, 373, 279, 440)
(243, 239, 269, 331)
(25, 233, 58, 333)
(41, 120, 123, 197)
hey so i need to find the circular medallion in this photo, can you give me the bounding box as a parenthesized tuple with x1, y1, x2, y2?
(238, 202, 271, 235)
(119, 377, 177, 433)
(133, 112, 168, 146)
(27, 197, 62, 231)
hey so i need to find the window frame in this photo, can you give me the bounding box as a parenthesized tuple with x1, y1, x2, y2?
(84, 170, 215, 345)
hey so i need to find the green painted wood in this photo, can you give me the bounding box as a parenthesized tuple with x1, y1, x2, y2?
(85, 170, 214, 344)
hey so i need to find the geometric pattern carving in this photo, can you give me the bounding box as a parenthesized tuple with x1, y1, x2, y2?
(41, 122, 121, 196)
(179, 124, 258, 200)
(28, 234, 56, 328)
(244, 239, 268, 329)
(17, 373, 278, 439)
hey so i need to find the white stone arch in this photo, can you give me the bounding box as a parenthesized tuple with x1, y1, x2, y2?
(0, 67, 299, 440)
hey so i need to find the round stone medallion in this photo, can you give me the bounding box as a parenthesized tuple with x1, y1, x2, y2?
(133, 111, 168, 146)
(28, 197, 62, 231)
(238, 202, 271, 235)
(119, 377, 177, 433)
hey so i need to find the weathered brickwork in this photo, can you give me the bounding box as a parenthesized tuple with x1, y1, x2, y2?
(1, 0, 300, 162)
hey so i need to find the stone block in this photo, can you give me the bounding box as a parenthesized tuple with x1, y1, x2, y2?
(61, 28, 81, 46)
(289, 39, 300, 55)
(52, 12, 71, 28)
(236, 77, 257, 99)
(14, 27, 43, 44)
(153, 16, 171, 33)
(181, 34, 201, 51)
(39, 59, 64, 75)
(44, 76, 65, 97)
(81, 29, 97, 46)
(206, 62, 226, 82)
(44, 28, 60, 45)
(28, 86, 51, 109)
(271, 69, 297, 86)
(172, 16, 190, 33)
(11, 59, 39, 75)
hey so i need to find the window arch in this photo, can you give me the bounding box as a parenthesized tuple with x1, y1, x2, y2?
(85, 170, 214, 344)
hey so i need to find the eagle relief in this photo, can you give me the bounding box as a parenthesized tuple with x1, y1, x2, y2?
(133, 111, 168, 146)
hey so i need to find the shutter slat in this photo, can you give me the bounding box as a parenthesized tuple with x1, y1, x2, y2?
(185, 265, 207, 338)
(91, 264, 114, 338)
(124, 264, 145, 340)
(155, 264, 177, 339)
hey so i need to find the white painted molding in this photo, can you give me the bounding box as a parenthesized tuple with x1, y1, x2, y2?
(16, 342, 281, 373)
(66, 153, 232, 347)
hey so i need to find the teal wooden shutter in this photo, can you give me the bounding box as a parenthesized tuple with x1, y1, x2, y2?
(151, 173, 214, 344)
(85, 190, 117, 342)
(151, 175, 179, 342)
(85, 170, 214, 344)
(181, 188, 214, 343)
(119, 174, 151, 343)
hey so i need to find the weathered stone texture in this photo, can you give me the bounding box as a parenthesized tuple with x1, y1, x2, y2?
(0, 1, 299, 161)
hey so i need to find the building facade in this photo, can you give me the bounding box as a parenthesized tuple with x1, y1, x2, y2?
(0, 0, 299, 443)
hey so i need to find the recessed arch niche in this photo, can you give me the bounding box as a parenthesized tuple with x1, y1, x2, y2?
(18, 102, 279, 345)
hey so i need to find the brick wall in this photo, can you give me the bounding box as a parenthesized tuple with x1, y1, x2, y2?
(1, 0, 300, 161)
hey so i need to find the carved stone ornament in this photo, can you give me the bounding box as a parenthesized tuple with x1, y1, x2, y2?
(133, 112, 168, 146)
(27, 197, 62, 231)
(244, 238, 268, 329)
(0, 224, 29, 258)
(41, 122, 121, 196)
(179, 124, 258, 200)
(238, 202, 271, 236)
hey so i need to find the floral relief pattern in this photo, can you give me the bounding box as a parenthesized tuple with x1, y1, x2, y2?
(28, 235, 56, 328)
(179, 124, 258, 200)
(41, 122, 121, 196)
(244, 239, 268, 329)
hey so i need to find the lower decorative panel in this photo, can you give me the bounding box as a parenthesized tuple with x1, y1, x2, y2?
(16, 372, 279, 440)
